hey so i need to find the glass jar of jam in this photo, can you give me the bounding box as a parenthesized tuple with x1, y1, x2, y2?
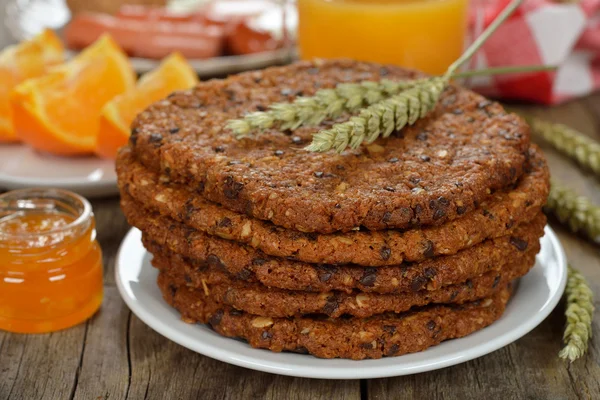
(0, 189, 103, 333)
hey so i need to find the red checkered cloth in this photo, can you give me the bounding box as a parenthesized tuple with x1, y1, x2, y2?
(466, 0, 600, 104)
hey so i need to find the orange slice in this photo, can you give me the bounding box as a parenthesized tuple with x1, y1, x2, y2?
(11, 34, 135, 156)
(96, 52, 198, 159)
(0, 29, 64, 143)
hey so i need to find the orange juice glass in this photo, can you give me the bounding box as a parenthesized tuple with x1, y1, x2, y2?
(297, 0, 469, 75)
(0, 189, 103, 333)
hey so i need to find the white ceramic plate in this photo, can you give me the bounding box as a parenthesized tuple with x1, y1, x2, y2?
(4, 0, 295, 76)
(0, 144, 117, 198)
(115, 225, 567, 379)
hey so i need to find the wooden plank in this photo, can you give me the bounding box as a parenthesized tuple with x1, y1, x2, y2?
(72, 287, 131, 400)
(126, 313, 361, 400)
(91, 197, 131, 287)
(0, 324, 86, 400)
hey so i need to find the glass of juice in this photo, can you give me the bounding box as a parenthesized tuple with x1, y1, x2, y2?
(297, 0, 470, 75)
(0, 189, 103, 333)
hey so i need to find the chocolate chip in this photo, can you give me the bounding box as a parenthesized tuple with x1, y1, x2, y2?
(149, 133, 163, 144)
(322, 298, 339, 315)
(318, 268, 334, 282)
(360, 268, 378, 287)
(209, 310, 224, 326)
(252, 258, 267, 265)
(256, 104, 266, 111)
(433, 209, 446, 220)
(254, 76, 262, 83)
(426, 320, 436, 331)
(388, 157, 399, 163)
(223, 176, 244, 199)
(493, 275, 501, 288)
(455, 181, 463, 187)
(184, 200, 196, 221)
(314, 171, 324, 178)
(230, 309, 243, 316)
(164, 167, 171, 176)
(416, 132, 428, 141)
(438, 196, 449, 206)
(423, 240, 435, 258)
(382, 212, 392, 223)
(261, 331, 273, 340)
(169, 284, 177, 297)
(509, 237, 528, 251)
(218, 217, 232, 228)
(184, 275, 192, 283)
(384, 186, 395, 192)
(198, 181, 205, 193)
(380, 246, 391, 261)
(236, 269, 252, 281)
(206, 255, 225, 270)
(360, 342, 374, 349)
(415, 204, 423, 215)
(466, 279, 473, 289)
(169, 127, 180, 134)
(291, 136, 303, 145)
(274, 150, 284, 156)
(383, 325, 396, 334)
(450, 290, 459, 300)
(420, 155, 431, 162)
(334, 203, 341, 209)
(386, 344, 400, 356)
(214, 145, 225, 153)
(411, 276, 428, 291)
(456, 206, 467, 215)
(409, 177, 421, 185)
(482, 209, 494, 219)
(424, 268, 437, 279)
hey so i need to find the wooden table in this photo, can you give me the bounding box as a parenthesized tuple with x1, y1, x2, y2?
(2, 15, 600, 400)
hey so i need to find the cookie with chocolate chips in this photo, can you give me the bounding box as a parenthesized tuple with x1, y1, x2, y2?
(118, 145, 549, 266)
(127, 59, 531, 233)
(158, 272, 513, 360)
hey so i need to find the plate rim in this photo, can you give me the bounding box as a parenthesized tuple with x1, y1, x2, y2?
(115, 225, 567, 379)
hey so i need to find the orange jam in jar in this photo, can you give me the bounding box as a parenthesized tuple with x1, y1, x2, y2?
(0, 189, 103, 333)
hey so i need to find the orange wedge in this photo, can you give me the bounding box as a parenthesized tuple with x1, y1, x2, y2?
(11, 34, 135, 156)
(96, 52, 198, 159)
(0, 29, 64, 143)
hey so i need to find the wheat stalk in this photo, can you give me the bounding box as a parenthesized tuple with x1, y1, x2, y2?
(559, 265, 594, 362)
(306, 0, 524, 153)
(545, 180, 600, 244)
(523, 115, 600, 178)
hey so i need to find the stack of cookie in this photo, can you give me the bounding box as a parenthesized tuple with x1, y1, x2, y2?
(117, 60, 550, 359)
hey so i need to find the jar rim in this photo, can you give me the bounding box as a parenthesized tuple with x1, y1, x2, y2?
(0, 188, 92, 240)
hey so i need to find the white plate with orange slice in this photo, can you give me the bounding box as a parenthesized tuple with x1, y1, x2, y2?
(1, 30, 198, 197)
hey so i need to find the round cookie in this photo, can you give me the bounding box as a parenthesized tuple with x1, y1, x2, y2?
(118, 145, 549, 266)
(136, 211, 546, 294)
(152, 246, 534, 318)
(158, 272, 512, 359)
(128, 59, 531, 233)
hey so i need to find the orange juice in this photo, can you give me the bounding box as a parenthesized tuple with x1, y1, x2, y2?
(297, 0, 469, 75)
(0, 189, 103, 333)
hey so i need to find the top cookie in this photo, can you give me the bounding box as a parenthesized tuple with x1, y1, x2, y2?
(129, 59, 531, 233)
